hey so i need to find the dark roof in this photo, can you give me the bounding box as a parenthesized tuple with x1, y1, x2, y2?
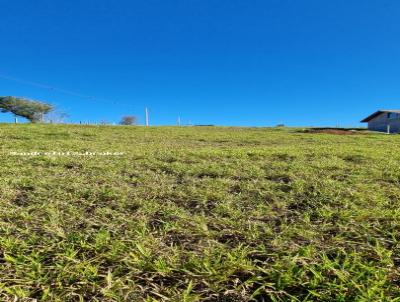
(361, 110, 400, 122)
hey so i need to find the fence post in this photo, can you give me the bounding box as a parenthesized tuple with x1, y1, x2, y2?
(145, 108, 149, 127)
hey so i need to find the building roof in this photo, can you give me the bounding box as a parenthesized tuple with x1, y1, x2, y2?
(360, 110, 400, 122)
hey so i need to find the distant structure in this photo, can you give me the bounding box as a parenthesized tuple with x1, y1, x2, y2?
(361, 110, 400, 133)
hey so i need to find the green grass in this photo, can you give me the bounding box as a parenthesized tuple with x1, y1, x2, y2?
(0, 124, 399, 301)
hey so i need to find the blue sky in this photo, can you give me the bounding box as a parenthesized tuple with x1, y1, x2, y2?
(1, 0, 400, 126)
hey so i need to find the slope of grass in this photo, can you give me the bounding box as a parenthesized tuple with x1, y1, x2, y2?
(0, 124, 399, 301)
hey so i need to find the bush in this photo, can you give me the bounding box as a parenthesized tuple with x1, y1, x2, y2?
(119, 115, 137, 125)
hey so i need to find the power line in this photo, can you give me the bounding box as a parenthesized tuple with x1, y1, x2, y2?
(0, 72, 121, 106)
(0, 72, 151, 125)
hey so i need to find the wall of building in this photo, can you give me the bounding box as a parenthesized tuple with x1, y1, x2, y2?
(368, 113, 400, 133)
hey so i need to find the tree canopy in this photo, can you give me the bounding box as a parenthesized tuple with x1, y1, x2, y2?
(0, 96, 53, 123)
(119, 115, 137, 125)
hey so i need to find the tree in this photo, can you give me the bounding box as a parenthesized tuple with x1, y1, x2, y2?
(0, 96, 53, 123)
(119, 115, 137, 125)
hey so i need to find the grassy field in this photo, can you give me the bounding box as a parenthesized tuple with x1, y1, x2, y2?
(0, 124, 399, 301)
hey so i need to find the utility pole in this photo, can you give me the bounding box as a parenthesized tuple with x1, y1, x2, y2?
(177, 116, 181, 126)
(145, 107, 149, 127)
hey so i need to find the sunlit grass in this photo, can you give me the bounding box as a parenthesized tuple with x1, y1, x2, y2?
(0, 124, 399, 301)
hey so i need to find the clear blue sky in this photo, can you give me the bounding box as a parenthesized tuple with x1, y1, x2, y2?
(1, 0, 400, 126)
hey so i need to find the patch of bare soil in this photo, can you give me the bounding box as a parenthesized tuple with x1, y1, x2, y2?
(304, 128, 367, 135)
